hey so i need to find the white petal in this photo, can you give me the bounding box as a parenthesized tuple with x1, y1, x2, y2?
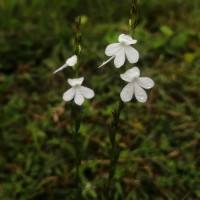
(68, 77, 84, 87)
(63, 88, 75, 101)
(79, 86, 95, 99)
(66, 55, 77, 66)
(134, 83, 147, 103)
(74, 89, 84, 106)
(138, 77, 154, 89)
(105, 43, 121, 56)
(118, 34, 137, 45)
(120, 82, 134, 102)
(120, 67, 140, 82)
(114, 49, 125, 68)
(120, 72, 133, 82)
(125, 46, 139, 64)
(53, 63, 68, 74)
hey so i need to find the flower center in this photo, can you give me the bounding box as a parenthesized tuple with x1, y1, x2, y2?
(132, 77, 139, 82)
(121, 41, 127, 46)
(74, 84, 80, 88)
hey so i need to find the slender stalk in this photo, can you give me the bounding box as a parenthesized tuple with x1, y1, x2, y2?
(71, 104, 81, 185)
(73, 16, 82, 181)
(70, 16, 83, 197)
(106, 100, 124, 198)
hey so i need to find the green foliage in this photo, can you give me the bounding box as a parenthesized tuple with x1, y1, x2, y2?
(0, 0, 200, 199)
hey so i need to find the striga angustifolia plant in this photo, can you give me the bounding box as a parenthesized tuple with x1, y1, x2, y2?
(54, 0, 154, 199)
(98, 0, 154, 198)
(54, 17, 95, 198)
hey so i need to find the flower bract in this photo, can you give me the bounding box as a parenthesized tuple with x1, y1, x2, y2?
(120, 67, 154, 103)
(63, 77, 95, 106)
(54, 55, 77, 74)
(99, 34, 139, 68)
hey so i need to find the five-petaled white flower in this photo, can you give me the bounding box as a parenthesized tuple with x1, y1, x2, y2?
(120, 67, 154, 103)
(54, 55, 77, 74)
(63, 77, 95, 106)
(99, 34, 139, 68)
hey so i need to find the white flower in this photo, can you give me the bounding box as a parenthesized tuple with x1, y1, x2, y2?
(99, 34, 139, 68)
(54, 55, 77, 74)
(120, 67, 154, 103)
(63, 77, 95, 106)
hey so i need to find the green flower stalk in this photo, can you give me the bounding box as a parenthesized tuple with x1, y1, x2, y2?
(106, 100, 124, 199)
(70, 103, 82, 192)
(70, 16, 83, 195)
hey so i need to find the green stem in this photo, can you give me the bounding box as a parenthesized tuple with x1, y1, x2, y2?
(70, 16, 83, 198)
(71, 104, 82, 196)
(106, 100, 124, 198)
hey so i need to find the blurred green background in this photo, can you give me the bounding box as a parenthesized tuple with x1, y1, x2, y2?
(0, 0, 200, 199)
